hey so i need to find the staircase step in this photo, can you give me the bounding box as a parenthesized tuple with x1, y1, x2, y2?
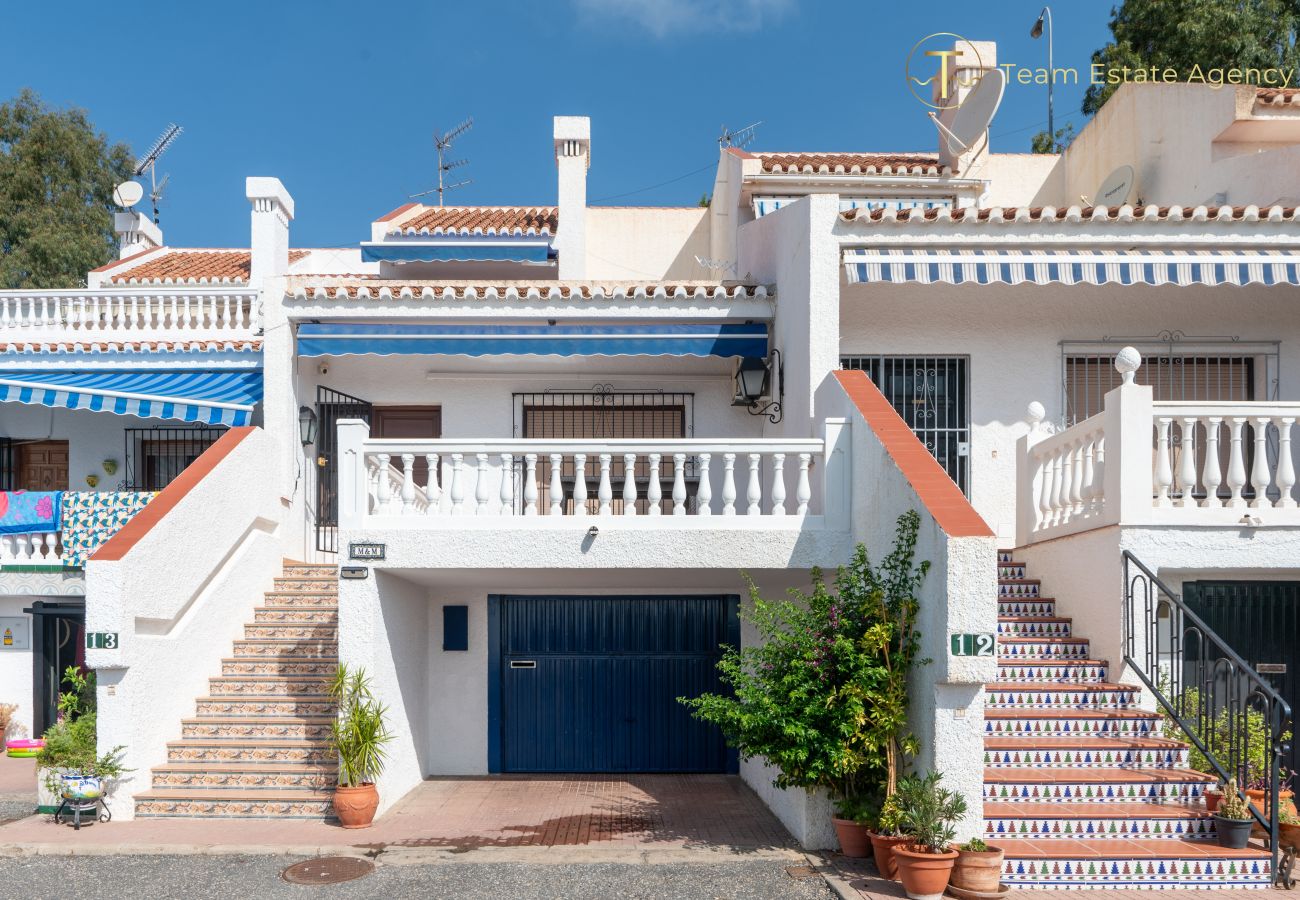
(985, 737, 1190, 769)
(258, 591, 339, 608)
(254, 606, 338, 624)
(271, 577, 339, 593)
(195, 696, 335, 717)
(231, 640, 337, 659)
(999, 579, 1042, 599)
(997, 637, 1092, 659)
(997, 660, 1109, 683)
(998, 563, 1028, 580)
(134, 789, 334, 819)
(997, 617, 1073, 638)
(209, 676, 332, 697)
(985, 683, 1140, 710)
(984, 768, 1215, 804)
(151, 763, 336, 791)
(998, 599, 1057, 617)
(281, 562, 339, 578)
(243, 623, 337, 641)
(984, 802, 1217, 841)
(167, 739, 331, 764)
(997, 838, 1272, 888)
(985, 709, 1162, 738)
(181, 716, 333, 741)
(222, 656, 338, 676)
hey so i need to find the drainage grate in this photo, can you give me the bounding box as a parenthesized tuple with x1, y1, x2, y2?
(282, 856, 375, 885)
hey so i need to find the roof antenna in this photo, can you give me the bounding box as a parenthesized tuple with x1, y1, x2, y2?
(133, 124, 183, 226)
(718, 121, 762, 150)
(409, 117, 474, 207)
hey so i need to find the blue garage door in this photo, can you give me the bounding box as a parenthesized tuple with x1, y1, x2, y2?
(489, 595, 738, 773)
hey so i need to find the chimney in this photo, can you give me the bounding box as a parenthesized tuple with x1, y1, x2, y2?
(113, 212, 162, 259)
(934, 40, 998, 173)
(246, 177, 295, 284)
(553, 116, 590, 280)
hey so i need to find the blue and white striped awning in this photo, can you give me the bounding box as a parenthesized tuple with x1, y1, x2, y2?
(297, 323, 769, 358)
(0, 371, 262, 426)
(843, 249, 1300, 286)
(360, 240, 553, 264)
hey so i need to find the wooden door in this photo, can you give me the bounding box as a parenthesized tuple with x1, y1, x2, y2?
(17, 441, 69, 491)
(372, 407, 442, 486)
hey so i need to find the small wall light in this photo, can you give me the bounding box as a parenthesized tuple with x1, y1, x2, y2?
(298, 405, 319, 446)
(733, 349, 783, 423)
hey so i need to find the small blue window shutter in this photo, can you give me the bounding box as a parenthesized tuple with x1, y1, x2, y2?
(443, 605, 469, 651)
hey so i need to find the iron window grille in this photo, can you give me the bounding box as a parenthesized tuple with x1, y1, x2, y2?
(122, 426, 228, 491)
(315, 385, 374, 554)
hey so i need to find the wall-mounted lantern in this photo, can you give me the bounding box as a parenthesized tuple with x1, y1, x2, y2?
(732, 349, 783, 423)
(298, 405, 319, 446)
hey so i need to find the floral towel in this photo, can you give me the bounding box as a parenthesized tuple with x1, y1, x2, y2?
(61, 492, 157, 568)
(0, 491, 61, 535)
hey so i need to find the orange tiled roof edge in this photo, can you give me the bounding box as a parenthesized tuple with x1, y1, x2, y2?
(107, 249, 311, 284)
(756, 152, 950, 176)
(840, 204, 1300, 224)
(390, 206, 558, 236)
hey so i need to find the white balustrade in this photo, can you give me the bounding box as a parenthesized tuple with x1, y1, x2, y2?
(1026, 416, 1108, 537)
(0, 532, 63, 565)
(0, 290, 257, 339)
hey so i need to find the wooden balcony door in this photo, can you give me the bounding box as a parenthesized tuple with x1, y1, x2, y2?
(17, 441, 69, 491)
(373, 406, 442, 486)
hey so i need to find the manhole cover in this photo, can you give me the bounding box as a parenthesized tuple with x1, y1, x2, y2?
(785, 864, 820, 879)
(282, 856, 375, 885)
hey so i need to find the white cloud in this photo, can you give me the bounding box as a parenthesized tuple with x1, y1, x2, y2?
(572, 0, 795, 38)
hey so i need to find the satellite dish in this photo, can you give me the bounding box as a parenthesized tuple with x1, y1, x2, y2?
(929, 67, 1006, 156)
(1094, 165, 1136, 207)
(113, 181, 144, 209)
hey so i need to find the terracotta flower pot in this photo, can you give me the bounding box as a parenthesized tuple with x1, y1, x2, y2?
(1281, 821, 1300, 851)
(1204, 790, 1222, 813)
(832, 817, 872, 858)
(868, 831, 910, 881)
(333, 783, 379, 829)
(892, 843, 958, 900)
(951, 844, 1005, 893)
(1246, 788, 1297, 819)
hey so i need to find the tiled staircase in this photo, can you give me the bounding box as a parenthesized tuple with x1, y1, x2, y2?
(985, 551, 1274, 889)
(134, 561, 339, 818)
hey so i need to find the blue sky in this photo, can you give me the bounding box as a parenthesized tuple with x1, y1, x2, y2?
(2, 1, 1115, 249)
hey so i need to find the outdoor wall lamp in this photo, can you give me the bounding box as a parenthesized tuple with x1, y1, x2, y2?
(298, 405, 319, 446)
(732, 349, 783, 424)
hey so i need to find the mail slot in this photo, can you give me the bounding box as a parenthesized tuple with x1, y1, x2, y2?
(509, 660, 536, 669)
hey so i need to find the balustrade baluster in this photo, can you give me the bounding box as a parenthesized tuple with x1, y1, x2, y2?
(622, 454, 638, 515)
(400, 453, 416, 513)
(646, 453, 662, 516)
(796, 453, 811, 514)
(1201, 417, 1223, 507)
(376, 453, 392, 513)
(1080, 439, 1096, 514)
(549, 454, 564, 516)
(221, 295, 232, 330)
(721, 453, 737, 515)
(1154, 417, 1174, 507)
(449, 453, 466, 514)
(746, 453, 762, 515)
(1276, 419, 1297, 508)
(523, 454, 539, 516)
(46, 533, 60, 563)
(1249, 417, 1275, 508)
(0, 535, 12, 563)
(672, 453, 687, 516)
(475, 453, 492, 514)
(770, 453, 787, 516)
(1176, 418, 1199, 507)
(572, 454, 587, 516)
(1036, 449, 1054, 530)
(499, 454, 514, 515)
(1226, 418, 1248, 507)
(697, 453, 713, 516)
(1069, 440, 1085, 513)
(424, 454, 440, 513)
(1091, 438, 1106, 514)
(598, 454, 613, 515)
(1051, 452, 1068, 525)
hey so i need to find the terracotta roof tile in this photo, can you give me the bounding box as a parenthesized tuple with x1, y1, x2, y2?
(756, 152, 950, 176)
(107, 249, 310, 284)
(839, 204, 1300, 225)
(1256, 87, 1300, 105)
(391, 206, 558, 236)
(286, 280, 770, 302)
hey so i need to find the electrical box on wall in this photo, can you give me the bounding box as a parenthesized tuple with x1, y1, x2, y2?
(0, 617, 29, 650)
(443, 605, 468, 651)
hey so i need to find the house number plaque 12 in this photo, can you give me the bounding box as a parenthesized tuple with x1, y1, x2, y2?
(950, 633, 995, 657)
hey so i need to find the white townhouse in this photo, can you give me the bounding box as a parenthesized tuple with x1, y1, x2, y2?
(2, 38, 1297, 889)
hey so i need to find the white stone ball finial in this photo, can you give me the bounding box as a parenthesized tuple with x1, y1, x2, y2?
(1115, 346, 1142, 384)
(1026, 401, 1046, 427)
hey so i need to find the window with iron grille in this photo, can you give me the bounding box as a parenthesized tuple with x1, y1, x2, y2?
(122, 426, 228, 491)
(0, 439, 14, 492)
(840, 356, 970, 495)
(1064, 354, 1259, 425)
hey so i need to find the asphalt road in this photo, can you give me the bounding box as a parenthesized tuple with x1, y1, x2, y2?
(0, 855, 838, 900)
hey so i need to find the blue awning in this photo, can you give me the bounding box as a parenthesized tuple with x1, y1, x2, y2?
(0, 371, 262, 426)
(844, 249, 1300, 286)
(297, 323, 768, 359)
(360, 242, 553, 264)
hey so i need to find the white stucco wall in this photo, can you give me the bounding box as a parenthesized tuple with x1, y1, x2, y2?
(585, 207, 711, 281)
(0, 596, 34, 740)
(0, 405, 166, 493)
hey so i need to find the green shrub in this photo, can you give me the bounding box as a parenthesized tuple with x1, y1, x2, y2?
(960, 837, 989, 852)
(36, 667, 126, 792)
(895, 771, 967, 853)
(328, 664, 393, 787)
(1157, 678, 1291, 789)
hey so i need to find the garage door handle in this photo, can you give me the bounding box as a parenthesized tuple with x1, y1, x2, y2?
(509, 660, 536, 669)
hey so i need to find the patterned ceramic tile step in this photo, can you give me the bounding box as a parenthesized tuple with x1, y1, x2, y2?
(999, 599, 1057, 617)
(194, 696, 335, 717)
(231, 640, 337, 659)
(208, 676, 332, 697)
(134, 790, 334, 819)
(999, 563, 1028, 579)
(983, 769, 1215, 804)
(998, 550, 1015, 563)
(150, 763, 336, 791)
(984, 737, 1190, 769)
(180, 716, 333, 741)
(258, 591, 338, 607)
(271, 577, 340, 593)
(166, 740, 331, 764)
(999, 580, 1042, 599)
(997, 660, 1109, 683)
(996, 838, 1272, 889)
(997, 638, 1092, 659)
(281, 562, 338, 578)
(983, 803, 1216, 841)
(222, 656, 338, 677)
(253, 606, 338, 624)
(984, 684, 1139, 710)
(242, 623, 337, 641)
(998, 617, 1073, 638)
(985, 710, 1162, 738)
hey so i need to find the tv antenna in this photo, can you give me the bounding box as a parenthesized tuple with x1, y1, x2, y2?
(718, 121, 762, 150)
(410, 116, 474, 206)
(133, 124, 183, 225)
(150, 173, 171, 213)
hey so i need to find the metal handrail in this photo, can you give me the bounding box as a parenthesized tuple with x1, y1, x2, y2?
(1122, 549, 1293, 883)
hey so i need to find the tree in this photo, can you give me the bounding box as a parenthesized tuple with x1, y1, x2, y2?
(0, 89, 134, 289)
(1031, 123, 1077, 154)
(1084, 0, 1300, 116)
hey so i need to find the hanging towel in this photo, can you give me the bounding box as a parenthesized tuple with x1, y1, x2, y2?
(0, 491, 62, 534)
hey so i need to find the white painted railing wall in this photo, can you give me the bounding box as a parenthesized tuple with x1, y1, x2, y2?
(0, 289, 258, 339)
(1017, 350, 1300, 545)
(0, 532, 63, 565)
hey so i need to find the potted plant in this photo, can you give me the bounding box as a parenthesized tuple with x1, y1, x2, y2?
(328, 664, 393, 829)
(1281, 807, 1300, 851)
(1245, 768, 1296, 820)
(832, 794, 874, 859)
(950, 837, 1005, 894)
(1212, 778, 1255, 849)
(1204, 781, 1223, 813)
(868, 793, 910, 880)
(35, 667, 127, 819)
(892, 772, 967, 900)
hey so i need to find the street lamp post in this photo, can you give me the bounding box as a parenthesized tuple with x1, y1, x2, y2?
(1031, 6, 1055, 147)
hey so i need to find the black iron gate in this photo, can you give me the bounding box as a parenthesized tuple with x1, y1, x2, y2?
(315, 386, 373, 554)
(840, 356, 969, 495)
(1182, 580, 1300, 777)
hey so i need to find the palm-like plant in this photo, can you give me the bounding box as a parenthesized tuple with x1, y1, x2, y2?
(895, 771, 968, 853)
(327, 664, 393, 788)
